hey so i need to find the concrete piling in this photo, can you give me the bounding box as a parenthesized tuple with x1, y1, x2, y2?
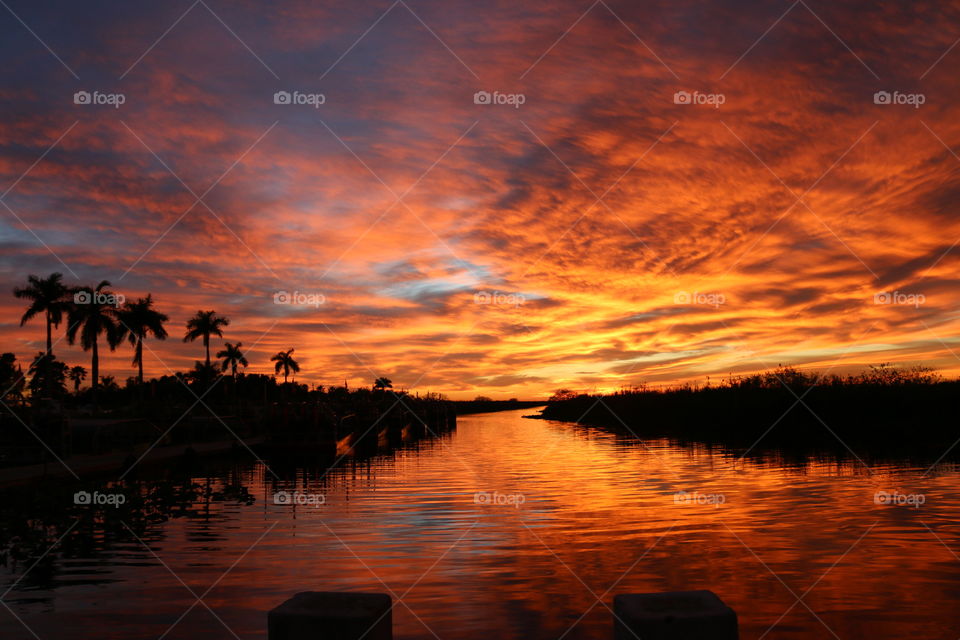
(268, 588, 737, 640)
(613, 590, 738, 640)
(268, 591, 392, 640)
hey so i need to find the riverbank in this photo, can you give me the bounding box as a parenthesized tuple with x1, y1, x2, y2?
(0, 390, 456, 483)
(534, 366, 960, 461)
(0, 435, 267, 489)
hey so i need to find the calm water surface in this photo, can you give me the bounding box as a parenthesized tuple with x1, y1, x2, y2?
(3, 408, 960, 639)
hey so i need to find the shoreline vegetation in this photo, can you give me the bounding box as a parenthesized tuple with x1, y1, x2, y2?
(1, 272, 461, 476)
(534, 365, 959, 463)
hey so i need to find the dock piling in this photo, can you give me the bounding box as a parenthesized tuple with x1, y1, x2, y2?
(268, 588, 736, 639)
(268, 591, 392, 640)
(613, 590, 738, 640)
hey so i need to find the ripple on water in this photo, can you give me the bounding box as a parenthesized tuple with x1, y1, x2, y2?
(2, 408, 960, 640)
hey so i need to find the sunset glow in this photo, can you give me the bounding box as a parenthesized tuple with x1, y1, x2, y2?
(3, 0, 960, 397)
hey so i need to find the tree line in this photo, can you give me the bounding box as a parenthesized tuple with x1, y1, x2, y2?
(7, 272, 334, 401)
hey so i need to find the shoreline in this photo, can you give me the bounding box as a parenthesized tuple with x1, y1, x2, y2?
(534, 382, 960, 463)
(0, 436, 268, 489)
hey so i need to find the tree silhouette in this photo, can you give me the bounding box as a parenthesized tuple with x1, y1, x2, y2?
(548, 389, 577, 403)
(373, 376, 393, 391)
(69, 365, 87, 393)
(0, 353, 24, 404)
(117, 294, 168, 384)
(13, 272, 70, 356)
(14, 273, 71, 396)
(271, 348, 299, 384)
(216, 342, 248, 379)
(28, 352, 67, 398)
(183, 310, 229, 367)
(66, 281, 122, 402)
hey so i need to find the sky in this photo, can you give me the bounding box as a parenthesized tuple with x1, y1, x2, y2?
(2, 0, 960, 399)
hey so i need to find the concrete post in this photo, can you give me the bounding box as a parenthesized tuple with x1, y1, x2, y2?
(268, 591, 392, 640)
(613, 590, 738, 640)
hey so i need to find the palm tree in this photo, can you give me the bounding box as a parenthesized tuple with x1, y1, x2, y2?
(373, 376, 393, 391)
(69, 365, 86, 393)
(13, 272, 71, 356)
(183, 310, 229, 367)
(66, 280, 122, 401)
(14, 273, 71, 396)
(271, 348, 299, 384)
(117, 294, 169, 384)
(216, 342, 248, 379)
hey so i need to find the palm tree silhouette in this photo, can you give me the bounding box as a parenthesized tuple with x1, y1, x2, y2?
(374, 376, 393, 391)
(14, 273, 71, 396)
(66, 281, 122, 402)
(183, 310, 229, 367)
(217, 342, 248, 379)
(117, 294, 169, 384)
(13, 272, 71, 356)
(69, 365, 86, 393)
(271, 348, 299, 384)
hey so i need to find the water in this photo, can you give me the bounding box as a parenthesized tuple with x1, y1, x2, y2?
(3, 408, 960, 639)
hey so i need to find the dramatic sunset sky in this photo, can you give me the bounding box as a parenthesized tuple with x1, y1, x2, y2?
(2, 0, 960, 398)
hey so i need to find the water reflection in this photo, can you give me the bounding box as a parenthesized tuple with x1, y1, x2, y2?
(2, 408, 960, 639)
